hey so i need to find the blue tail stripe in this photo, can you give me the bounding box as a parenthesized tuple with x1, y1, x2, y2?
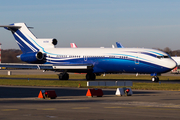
(116, 42, 124, 48)
(13, 34, 34, 53)
(16, 30, 39, 52)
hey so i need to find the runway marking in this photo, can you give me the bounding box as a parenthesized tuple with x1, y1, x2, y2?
(1, 109, 18, 111)
(104, 106, 180, 111)
(37, 108, 57, 111)
(136, 106, 180, 111)
(72, 107, 90, 109)
(104, 106, 127, 109)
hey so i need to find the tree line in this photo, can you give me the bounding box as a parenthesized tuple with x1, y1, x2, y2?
(154, 47, 180, 57)
(1, 49, 22, 63)
(1, 48, 180, 63)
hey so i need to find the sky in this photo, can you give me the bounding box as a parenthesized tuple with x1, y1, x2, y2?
(1, 0, 180, 50)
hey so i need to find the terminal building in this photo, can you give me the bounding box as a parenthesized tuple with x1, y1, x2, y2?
(0, 43, 1, 64)
(0, 43, 1, 69)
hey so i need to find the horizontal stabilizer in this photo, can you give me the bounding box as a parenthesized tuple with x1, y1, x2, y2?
(0, 25, 21, 30)
(0, 25, 33, 30)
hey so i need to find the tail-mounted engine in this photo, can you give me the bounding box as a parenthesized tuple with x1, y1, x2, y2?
(17, 52, 45, 63)
(36, 38, 58, 48)
(52, 39, 58, 45)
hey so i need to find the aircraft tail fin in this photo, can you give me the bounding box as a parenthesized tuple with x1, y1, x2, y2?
(70, 43, 78, 48)
(0, 23, 57, 53)
(116, 42, 124, 48)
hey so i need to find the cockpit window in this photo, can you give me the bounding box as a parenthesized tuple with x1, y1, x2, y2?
(164, 56, 169, 58)
(157, 55, 169, 59)
(157, 56, 161, 59)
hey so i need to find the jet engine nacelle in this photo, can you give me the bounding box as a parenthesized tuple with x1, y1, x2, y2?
(36, 38, 58, 48)
(17, 52, 44, 63)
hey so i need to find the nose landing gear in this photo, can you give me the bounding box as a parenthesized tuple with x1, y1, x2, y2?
(58, 72, 69, 80)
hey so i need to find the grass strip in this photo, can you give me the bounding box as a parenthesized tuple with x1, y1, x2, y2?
(0, 79, 180, 91)
(0, 74, 180, 91)
(0, 79, 86, 87)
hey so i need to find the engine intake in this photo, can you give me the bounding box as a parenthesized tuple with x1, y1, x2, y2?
(52, 39, 58, 45)
(37, 38, 58, 48)
(36, 52, 44, 60)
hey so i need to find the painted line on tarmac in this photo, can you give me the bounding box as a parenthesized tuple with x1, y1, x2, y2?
(136, 106, 180, 111)
(1, 109, 18, 111)
(104, 106, 127, 109)
(72, 107, 90, 110)
(104, 106, 180, 111)
(37, 108, 57, 110)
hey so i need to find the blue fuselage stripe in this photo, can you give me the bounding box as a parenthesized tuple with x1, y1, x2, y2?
(45, 57, 171, 74)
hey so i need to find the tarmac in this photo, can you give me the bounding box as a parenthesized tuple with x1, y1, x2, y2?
(0, 69, 180, 119)
(0, 85, 180, 120)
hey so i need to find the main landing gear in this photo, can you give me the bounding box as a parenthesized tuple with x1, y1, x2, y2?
(86, 73, 96, 80)
(58, 72, 96, 80)
(58, 72, 69, 80)
(151, 76, 159, 82)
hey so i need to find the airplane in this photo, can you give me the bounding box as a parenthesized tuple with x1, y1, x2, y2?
(72, 43, 117, 49)
(116, 42, 124, 48)
(111, 42, 123, 48)
(170, 56, 180, 74)
(71, 43, 108, 49)
(70, 43, 77, 48)
(0, 23, 177, 82)
(171, 57, 180, 66)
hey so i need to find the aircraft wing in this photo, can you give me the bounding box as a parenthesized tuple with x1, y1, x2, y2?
(0, 63, 93, 70)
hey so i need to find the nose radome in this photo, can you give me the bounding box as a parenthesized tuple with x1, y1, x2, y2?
(170, 60, 177, 69)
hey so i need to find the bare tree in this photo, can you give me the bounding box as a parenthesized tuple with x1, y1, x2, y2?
(1, 49, 22, 63)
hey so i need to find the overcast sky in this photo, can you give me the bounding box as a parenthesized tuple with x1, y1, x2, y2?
(1, 0, 180, 50)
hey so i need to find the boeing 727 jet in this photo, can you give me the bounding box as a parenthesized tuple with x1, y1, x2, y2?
(0, 23, 177, 82)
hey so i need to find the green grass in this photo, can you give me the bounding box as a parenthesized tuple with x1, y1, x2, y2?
(131, 83, 180, 91)
(0, 74, 180, 90)
(1, 74, 180, 80)
(0, 74, 58, 79)
(0, 79, 87, 87)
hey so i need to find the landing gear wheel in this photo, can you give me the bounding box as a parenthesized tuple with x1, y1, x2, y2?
(156, 77, 159, 82)
(86, 73, 96, 80)
(151, 77, 155, 82)
(151, 76, 159, 82)
(59, 73, 69, 80)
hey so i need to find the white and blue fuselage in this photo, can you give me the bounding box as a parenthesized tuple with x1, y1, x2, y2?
(44, 47, 175, 74)
(0, 23, 177, 81)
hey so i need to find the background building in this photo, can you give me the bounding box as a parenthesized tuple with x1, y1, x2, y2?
(0, 43, 1, 69)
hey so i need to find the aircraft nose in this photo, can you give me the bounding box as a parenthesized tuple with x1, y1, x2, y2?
(170, 59, 177, 69)
(161, 59, 177, 73)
